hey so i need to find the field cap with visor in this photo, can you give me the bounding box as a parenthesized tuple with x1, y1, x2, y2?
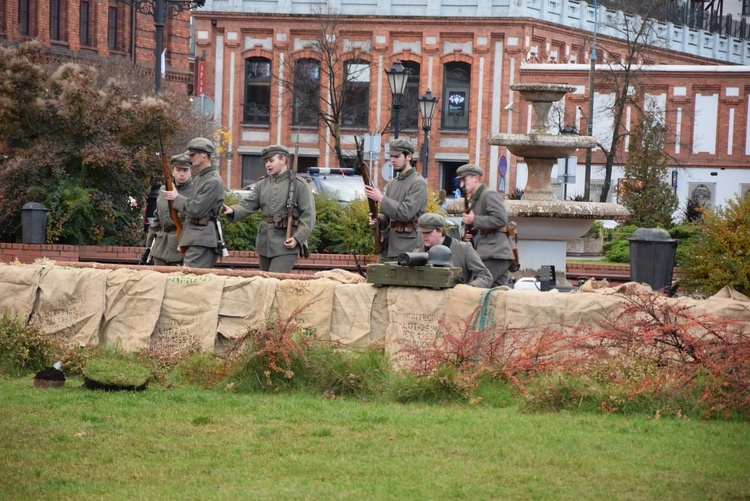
(418, 213, 446, 232)
(388, 138, 415, 156)
(455, 163, 483, 178)
(170, 154, 191, 167)
(186, 137, 215, 155)
(261, 145, 291, 159)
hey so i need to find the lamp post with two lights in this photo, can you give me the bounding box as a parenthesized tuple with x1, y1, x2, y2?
(417, 89, 439, 180)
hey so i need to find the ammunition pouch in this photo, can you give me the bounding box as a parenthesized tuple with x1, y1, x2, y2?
(264, 214, 299, 230)
(389, 218, 417, 233)
(190, 215, 210, 226)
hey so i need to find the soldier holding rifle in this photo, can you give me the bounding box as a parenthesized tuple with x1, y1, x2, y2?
(221, 144, 315, 273)
(164, 138, 225, 269)
(457, 163, 515, 287)
(364, 139, 428, 262)
(145, 154, 193, 266)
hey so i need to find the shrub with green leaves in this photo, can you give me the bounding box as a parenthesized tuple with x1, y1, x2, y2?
(678, 194, 750, 296)
(0, 311, 54, 377)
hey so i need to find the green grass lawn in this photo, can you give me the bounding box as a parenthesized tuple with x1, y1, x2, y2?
(1, 377, 748, 500)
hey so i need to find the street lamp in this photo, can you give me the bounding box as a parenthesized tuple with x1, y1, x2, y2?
(385, 60, 409, 139)
(119, 0, 206, 94)
(559, 123, 578, 201)
(583, 0, 599, 201)
(418, 89, 439, 179)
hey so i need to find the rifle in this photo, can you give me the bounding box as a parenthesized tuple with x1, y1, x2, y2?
(506, 221, 521, 272)
(359, 157, 383, 254)
(157, 122, 185, 253)
(286, 129, 300, 241)
(462, 197, 477, 242)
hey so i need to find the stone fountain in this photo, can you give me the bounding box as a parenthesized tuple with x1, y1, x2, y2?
(486, 83, 629, 274)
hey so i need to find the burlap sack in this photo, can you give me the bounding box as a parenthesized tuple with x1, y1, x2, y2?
(34, 266, 108, 346)
(383, 286, 452, 358)
(0, 263, 42, 320)
(150, 272, 226, 352)
(330, 283, 378, 347)
(271, 278, 337, 339)
(217, 276, 278, 340)
(99, 268, 167, 351)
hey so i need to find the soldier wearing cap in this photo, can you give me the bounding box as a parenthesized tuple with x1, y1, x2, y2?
(456, 163, 515, 286)
(364, 138, 428, 261)
(414, 213, 493, 288)
(146, 154, 194, 266)
(221, 144, 315, 273)
(164, 137, 225, 268)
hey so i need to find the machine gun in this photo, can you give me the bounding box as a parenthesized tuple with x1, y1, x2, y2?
(360, 157, 383, 254)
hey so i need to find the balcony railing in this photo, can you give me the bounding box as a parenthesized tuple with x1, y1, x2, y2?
(243, 102, 270, 125)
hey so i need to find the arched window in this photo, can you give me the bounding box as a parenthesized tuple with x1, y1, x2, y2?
(397, 60, 420, 131)
(342, 59, 369, 128)
(442, 62, 470, 130)
(293, 58, 320, 127)
(243, 57, 271, 125)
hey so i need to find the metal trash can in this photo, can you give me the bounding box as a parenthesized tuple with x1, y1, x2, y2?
(21, 202, 49, 244)
(628, 227, 679, 293)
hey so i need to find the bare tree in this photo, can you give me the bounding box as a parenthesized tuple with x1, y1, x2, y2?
(273, 5, 375, 168)
(588, 1, 673, 202)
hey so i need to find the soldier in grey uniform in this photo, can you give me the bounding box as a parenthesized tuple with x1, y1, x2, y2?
(364, 138, 428, 261)
(164, 137, 225, 269)
(457, 163, 515, 286)
(414, 213, 493, 288)
(221, 144, 315, 273)
(146, 153, 193, 266)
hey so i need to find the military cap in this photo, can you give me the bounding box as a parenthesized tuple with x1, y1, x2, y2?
(388, 138, 415, 156)
(418, 213, 446, 232)
(455, 163, 483, 178)
(170, 153, 191, 167)
(261, 144, 291, 159)
(186, 137, 215, 154)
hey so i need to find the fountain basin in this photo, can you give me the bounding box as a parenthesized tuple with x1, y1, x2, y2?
(487, 133, 596, 159)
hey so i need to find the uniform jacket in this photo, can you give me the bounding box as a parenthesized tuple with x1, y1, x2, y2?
(416, 235, 493, 288)
(147, 179, 193, 263)
(227, 169, 315, 258)
(379, 168, 428, 259)
(467, 184, 515, 261)
(172, 166, 224, 248)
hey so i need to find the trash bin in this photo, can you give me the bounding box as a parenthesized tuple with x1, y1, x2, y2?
(628, 227, 679, 293)
(21, 202, 49, 244)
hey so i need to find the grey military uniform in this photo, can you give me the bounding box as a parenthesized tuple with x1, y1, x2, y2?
(379, 168, 428, 259)
(227, 169, 315, 260)
(172, 166, 224, 268)
(416, 235, 493, 288)
(147, 179, 193, 265)
(466, 184, 515, 286)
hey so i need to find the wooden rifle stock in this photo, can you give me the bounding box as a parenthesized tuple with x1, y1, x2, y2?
(360, 160, 383, 254)
(157, 123, 185, 253)
(286, 129, 300, 241)
(463, 197, 476, 241)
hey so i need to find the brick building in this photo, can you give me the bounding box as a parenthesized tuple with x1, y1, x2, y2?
(0, 0, 194, 92)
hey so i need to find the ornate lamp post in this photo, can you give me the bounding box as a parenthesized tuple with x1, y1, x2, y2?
(385, 60, 409, 139)
(418, 89, 438, 179)
(583, 0, 598, 200)
(119, 0, 205, 94)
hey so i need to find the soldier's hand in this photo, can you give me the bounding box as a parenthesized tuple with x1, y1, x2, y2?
(462, 211, 475, 225)
(284, 237, 298, 249)
(364, 185, 383, 203)
(221, 204, 234, 215)
(163, 187, 178, 201)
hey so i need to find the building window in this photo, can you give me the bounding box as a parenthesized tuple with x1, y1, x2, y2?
(293, 58, 320, 127)
(241, 155, 266, 187)
(342, 60, 369, 128)
(50, 0, 65, 41)
(80, 0, 90, 46)
(743, 0, 750, 16)
(19, 0, 31, 36)
(243, 57, 271, 125)
(442, 62, 471, 130)
(108, 0, 119, 50)
(395, 61, 420, 131)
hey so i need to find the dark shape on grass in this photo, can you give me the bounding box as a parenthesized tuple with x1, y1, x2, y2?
(34, 366, 66, 388)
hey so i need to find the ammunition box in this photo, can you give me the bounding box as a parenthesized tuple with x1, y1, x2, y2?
(366, 263, 463, 289)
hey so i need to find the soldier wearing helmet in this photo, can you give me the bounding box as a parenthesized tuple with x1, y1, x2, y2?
(145, 153, 194, 266)
(414, 213, 492, 288)
(164, 137, 225, 268)
(364, 138, 428, 261)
